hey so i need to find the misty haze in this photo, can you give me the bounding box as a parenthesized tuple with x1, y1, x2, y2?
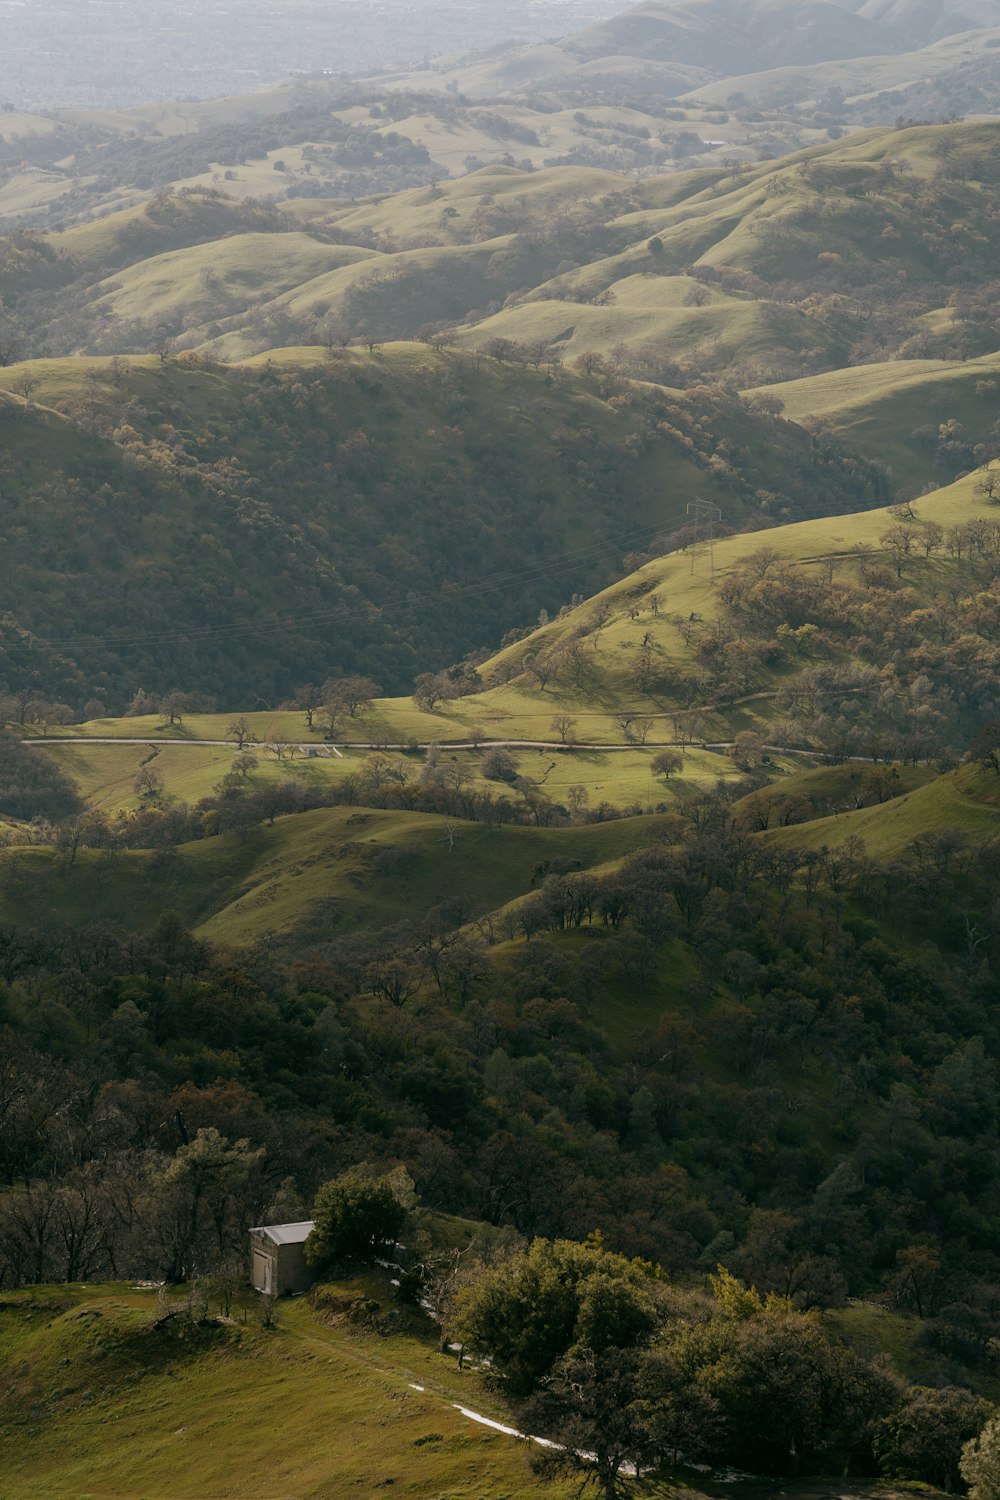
(2, 0, 636, 108)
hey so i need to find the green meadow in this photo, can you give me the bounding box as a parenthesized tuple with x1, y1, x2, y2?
(0, 806, 680, 948)
(0, 1279, 580, 1500)
(764, 763, 1000, 859)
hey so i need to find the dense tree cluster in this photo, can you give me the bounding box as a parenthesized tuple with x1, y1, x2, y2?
(0, 355, 885, 711)
(4, 761, 1000, 1362)
(453, 1242, 992, 1494)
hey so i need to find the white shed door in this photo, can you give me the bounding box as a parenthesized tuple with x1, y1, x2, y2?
(253, 1251, 272, 1293)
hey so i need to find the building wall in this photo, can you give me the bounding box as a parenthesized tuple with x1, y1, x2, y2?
(249, 1234, 314, 1295)
(275, 1242, 313, 1295)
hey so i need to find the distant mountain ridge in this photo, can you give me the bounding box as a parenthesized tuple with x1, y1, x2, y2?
(859, 0, 1000, 44)
(564, 0, 897, 71)
(382, 0, 1000, 96)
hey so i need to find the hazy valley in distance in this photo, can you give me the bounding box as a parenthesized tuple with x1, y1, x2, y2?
(5, 3, 1000, 1499)
(1, 0, 639, 110)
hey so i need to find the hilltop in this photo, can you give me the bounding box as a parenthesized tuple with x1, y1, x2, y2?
(379, 0, 1000, 96)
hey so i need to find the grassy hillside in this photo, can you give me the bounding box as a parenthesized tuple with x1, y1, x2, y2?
(4, 1278, 955, 1500)
(755, 353, 1000, 493)
(0, 1280, 579, 1500)
(337, 462, 1000, 753)
(89, 233, 376, 331)
(436, 122, 1000, 384)
(8, 122, 1000, 388)
(0, 805, 680, 948)
(764, 761, 1000, 856)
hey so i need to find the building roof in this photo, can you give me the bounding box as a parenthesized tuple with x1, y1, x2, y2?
(250, 1220, 315, 1246)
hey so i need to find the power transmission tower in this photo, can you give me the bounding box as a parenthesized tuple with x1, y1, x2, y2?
(686, 498, 722, 578)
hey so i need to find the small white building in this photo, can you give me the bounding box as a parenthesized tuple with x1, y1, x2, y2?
(249, 1220, 315, 1296)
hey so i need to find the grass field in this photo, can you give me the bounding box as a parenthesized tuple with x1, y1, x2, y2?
(757, 353, 1000, 494)
(0, 1278, 580, 1500)
(0, 806, 682, 947)
(36, 736, 757, 815)
(764, 763, 1000, 858)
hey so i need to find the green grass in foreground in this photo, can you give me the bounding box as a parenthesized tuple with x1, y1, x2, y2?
(0, 1279, 969, 1500)
(0, 1279, 579, 1500)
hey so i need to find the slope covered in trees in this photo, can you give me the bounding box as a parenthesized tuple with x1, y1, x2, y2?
(0, 343, 886, 712)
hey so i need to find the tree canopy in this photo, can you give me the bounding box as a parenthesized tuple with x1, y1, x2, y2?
(305, 1169, 408, 1268)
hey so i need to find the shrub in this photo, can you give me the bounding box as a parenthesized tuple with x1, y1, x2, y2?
(482, 747, 519, 782)
(305, 1168, 407, 1268)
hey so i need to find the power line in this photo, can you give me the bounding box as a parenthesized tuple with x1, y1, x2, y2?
(31, 517, 675, 655)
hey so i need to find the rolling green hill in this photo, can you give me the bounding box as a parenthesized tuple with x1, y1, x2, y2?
(0, 1280, 581, 1500)
(362, 462, 1000, 755)
(426, 122, 1000, 384)
(0, 69, 831, 239)
(7, 121, 1000, 386)
(754, 353, 1000, 495)
(0, 806, 681, 949)
(763, 760, 1000, 856)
